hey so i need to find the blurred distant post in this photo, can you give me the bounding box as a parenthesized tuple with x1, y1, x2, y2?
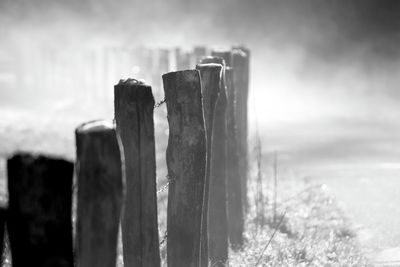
(196, 63, 222, 266)
(200, 56, 229, 266)
(232, 47, 250, 211)
(193, 46, 208, 65)
(163, 70, 206, 267)
(175, 48, 191, 70)
(225, 67, 244, 248)
(211, 50, 244, 248)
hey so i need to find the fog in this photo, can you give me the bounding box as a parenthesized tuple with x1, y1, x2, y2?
(1, 0, 400, 255)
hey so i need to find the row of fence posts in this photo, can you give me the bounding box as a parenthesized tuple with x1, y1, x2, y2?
(0, 45, 250, 267)
(3, 45, 212, 108)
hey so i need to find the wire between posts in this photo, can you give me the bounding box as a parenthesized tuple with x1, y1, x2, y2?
(154, 99, 166, 108)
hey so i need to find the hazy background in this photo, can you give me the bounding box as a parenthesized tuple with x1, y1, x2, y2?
(1, 0, 400, 258)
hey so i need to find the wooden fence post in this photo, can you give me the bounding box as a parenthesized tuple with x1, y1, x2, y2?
(200, 56, 229, 266)
(7, 153, 74, 267)
(210, 51, 244, 248)
(162, 70, 206, 267)
(232, 47, 250, 212)
(196, 63, 222, 267)
(75, 120, 124, 267)
(225, 67, 244, 248)
(114, 79, 160, 267)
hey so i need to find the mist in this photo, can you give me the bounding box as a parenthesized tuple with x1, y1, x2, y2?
(1, 0, 400, 257)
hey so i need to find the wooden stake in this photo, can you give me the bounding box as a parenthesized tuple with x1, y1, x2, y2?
(196, 63, 222, 267)
(225, 67, 244, 248)
(7, 153, 74, 267)
(75, 120, 124, 267)
(162, 70, 206, 267)
(201, 57, 229, 266)
(114, 79, 160, 267)
(232, 47, 250, 212)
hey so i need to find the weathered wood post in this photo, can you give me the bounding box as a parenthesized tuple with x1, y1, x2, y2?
(162, 70, 206, 267)
(200, 56, 229, 265)
(196, 63, 222, 267)
(7, 153, 74, 267)
(114, 79, 160, 267)
(225, 67, 244, 248)
(232, 47, 250, 212)
(210, 50, 244, 248)
(75, 120, 125, 267)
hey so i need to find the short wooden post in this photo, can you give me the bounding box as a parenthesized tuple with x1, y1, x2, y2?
(225, 67, 244, 248)
(200, 57, 229, 266)
(196, 63, 222, 267)
(114, 79, 160, 267)
(232, 47, 250, 211)
(75, 120, 124, 267)
(7, 153, 74, 267)
(162, 70, 206, 267)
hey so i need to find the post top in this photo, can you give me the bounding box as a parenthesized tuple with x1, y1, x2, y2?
(76, 120, 114, 134)
(232, 48, 247, 58)
(162, 69, 199, 80)
(200, 56, 225, 66)
(196, 63, 223, 70)
(116, 78, 148, 87)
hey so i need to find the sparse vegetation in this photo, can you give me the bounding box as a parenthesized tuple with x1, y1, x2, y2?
(229, 182, 370, 266)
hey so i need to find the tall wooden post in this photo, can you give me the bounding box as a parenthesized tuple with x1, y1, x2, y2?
(114, 79, 160, 267)
(225, 67, 244, 248)
(232, 47, 250, 212)
(75, 120, 125, 267)
(163, 70, 206, 267)
(196, 63, 222, 267)
(200, 57, 229, 266)
(7, 153, 74, 267)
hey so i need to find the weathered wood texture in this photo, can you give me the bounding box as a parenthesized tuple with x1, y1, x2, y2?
(75, 120, 124, 267)
(114, 79, 160, 267)
(196, 63, 222, 267)
(232, 47, 250, 211)
(162, 70, 206, 267)
(7, 153, 74, 267)
(201, 57, 229, 266)
(225, 67, 244, 248)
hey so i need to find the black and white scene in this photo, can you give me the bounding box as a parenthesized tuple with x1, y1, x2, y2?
(0, 0, 399, 266)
